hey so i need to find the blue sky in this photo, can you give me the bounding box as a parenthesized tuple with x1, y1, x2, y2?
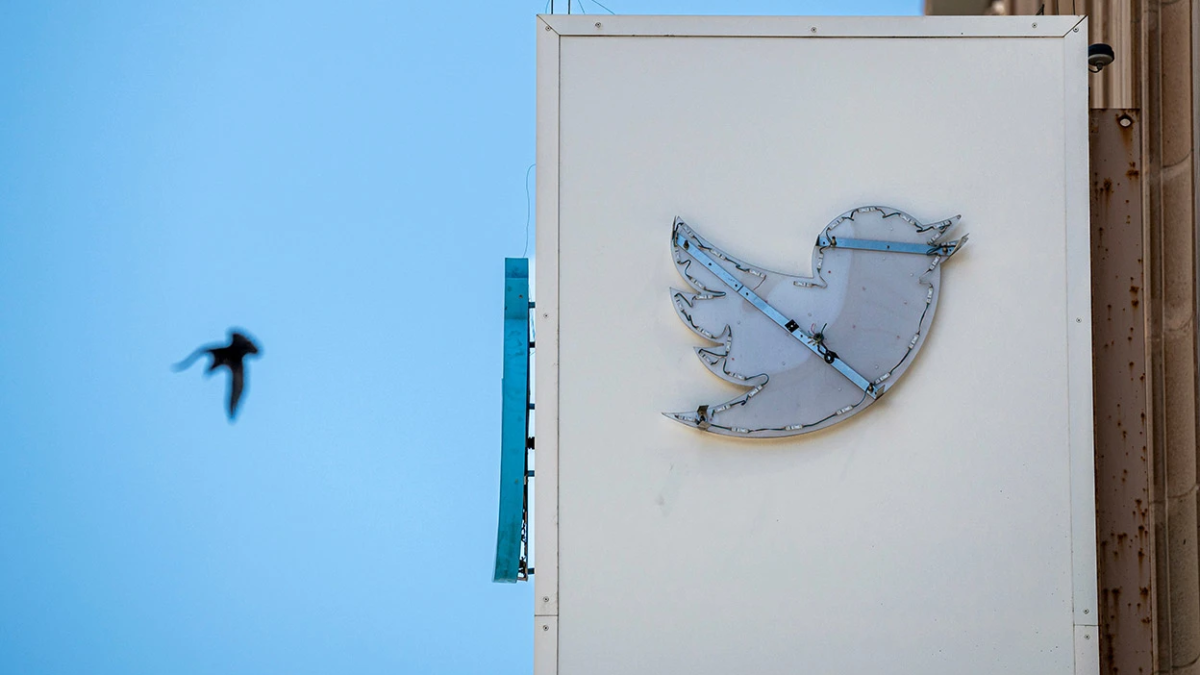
(0, 1, 918, 673)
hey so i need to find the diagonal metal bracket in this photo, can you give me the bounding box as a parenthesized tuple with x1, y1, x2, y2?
(675, 231, 880, 399)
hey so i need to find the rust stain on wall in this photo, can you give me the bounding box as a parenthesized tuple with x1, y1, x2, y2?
(1090, 109, 1152, 674)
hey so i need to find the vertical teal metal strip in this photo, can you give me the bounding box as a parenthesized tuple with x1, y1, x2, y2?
(494, 258, 530, 582)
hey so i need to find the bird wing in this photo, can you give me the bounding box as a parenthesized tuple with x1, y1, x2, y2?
(669, 218, 864, 433)
(172, 346, 215, 372)
(227, 364, 245, 419)
(670, 218, 831, 385)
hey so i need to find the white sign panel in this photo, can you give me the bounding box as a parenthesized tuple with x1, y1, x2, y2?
(535, 15, 1093, 675)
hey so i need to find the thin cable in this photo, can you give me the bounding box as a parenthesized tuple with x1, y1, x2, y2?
(521, 163, 536, 258)
(588, 0, 616, 14)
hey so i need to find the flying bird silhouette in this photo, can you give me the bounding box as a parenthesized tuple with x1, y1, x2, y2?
(174, 329, 261, 420)
(666, 206, 967, 437)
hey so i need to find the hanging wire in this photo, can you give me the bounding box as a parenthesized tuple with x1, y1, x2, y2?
(554, 0, 614, 15)
(521, 163, 535, 258)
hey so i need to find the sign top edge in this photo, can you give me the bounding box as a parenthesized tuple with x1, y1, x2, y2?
(537, 15, 1084, 38)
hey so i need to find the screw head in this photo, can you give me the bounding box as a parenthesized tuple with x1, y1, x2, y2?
(595, 22, 602, 28)
(542, 596, 549, 602)
(542, 625, 549, 631)
(810, 26, 817, 33)
(1074, 27, 1080, 32)
(1118, 114, 1133, 127)
(1032, 22, 1038, 28)
(544, 25, 551, 31)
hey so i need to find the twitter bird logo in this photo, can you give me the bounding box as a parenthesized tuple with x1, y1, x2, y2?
(666, 206, 967, 437)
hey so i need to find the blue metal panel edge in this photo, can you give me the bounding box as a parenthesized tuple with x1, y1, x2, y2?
(494, 258, 530, 583)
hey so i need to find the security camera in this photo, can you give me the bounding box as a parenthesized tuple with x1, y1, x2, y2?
(1088, 43, 1115, 72)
